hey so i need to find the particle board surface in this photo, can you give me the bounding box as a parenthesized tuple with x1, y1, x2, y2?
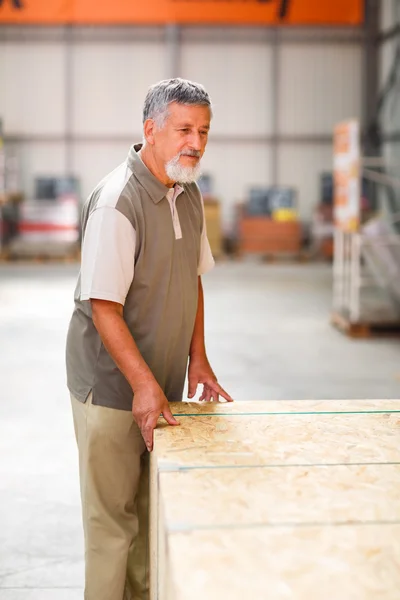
(166, 525, 400, 600)
(154, 411, 400, 469)
(159, 464, 400, 530)
(151, 400, 400, 600)
(170, 399, 400, 416)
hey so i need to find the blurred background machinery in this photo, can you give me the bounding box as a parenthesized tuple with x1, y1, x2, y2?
(0, 118, 81, 259)
(0, 1, 368, 264)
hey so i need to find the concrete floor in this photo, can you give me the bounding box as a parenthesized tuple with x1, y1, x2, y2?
(0, 261, 399, 599)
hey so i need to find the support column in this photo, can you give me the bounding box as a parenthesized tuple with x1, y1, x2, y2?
(363, 0, 381, 156)
(165, 24, 181, 79)
(64, 25, 73, 175)
(271, 27, 280, 185)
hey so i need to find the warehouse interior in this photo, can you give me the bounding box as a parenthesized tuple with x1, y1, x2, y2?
(1, 1, 400, 599)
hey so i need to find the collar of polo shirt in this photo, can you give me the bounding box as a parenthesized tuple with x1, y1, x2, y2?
(133, 144, 185, 240)
(129, 144, 174, 205)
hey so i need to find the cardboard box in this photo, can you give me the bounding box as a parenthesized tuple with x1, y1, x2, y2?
(239, 216, 301, 255)
(204, 198, 222, 258)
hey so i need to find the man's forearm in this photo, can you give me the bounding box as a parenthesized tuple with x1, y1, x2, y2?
(91, 299, 156, 393)
(189, 277, 206, 360)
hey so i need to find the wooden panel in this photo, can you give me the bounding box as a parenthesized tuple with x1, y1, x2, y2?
(239, 218, 302, 255)
(151, 400, 400, 600)
(170, 399, 400, 415)
(154, 412, 400, 469)
(167, 525, 400, 600)
(160, 464, 400, 529)
(204, 200, 222, 258)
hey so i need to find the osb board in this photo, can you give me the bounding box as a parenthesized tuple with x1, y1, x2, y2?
(154, 412, 400, 469)
(170, 399, 400, 416)
(151, 401, 400, 599)
(159, 464, 400, 531)
(166, 525, 400, 600)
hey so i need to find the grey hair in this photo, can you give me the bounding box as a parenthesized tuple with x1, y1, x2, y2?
(142, 78, 212, 128)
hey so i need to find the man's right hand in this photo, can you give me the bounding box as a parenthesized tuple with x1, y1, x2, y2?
(132, 382, 179, 452)
(91, 299, 179, 451)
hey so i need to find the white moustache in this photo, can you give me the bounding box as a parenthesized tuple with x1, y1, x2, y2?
(180, 151, 201, 158)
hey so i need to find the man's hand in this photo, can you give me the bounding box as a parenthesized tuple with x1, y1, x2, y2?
(188, 355, 233, 403)
(132, 382, 179, 452)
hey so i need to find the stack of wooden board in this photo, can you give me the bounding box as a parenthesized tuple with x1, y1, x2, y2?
(204, 199, 222, 259)
(238, 218, 302, 256)
(150, 400, 400, 600)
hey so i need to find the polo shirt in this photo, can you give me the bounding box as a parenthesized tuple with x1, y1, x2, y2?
(66, 144, 214, 411)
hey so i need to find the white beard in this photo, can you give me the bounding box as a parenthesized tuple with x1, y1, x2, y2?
(165, 152, 202, 184)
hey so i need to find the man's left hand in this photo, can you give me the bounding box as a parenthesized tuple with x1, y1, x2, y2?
(188, 356, 233, 402)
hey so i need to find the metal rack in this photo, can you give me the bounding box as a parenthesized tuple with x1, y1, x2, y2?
(333, 164, 400, 327)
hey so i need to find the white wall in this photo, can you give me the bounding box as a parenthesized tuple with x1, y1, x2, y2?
(71, 142, 130, 199)
(181, 42, 273, 136)
(71, 42, 165, 136)
(278, 44, 362, 136)
(0, 42, 66, 135)
(0, 28, 364, 229)
(69, 40, 165, 199)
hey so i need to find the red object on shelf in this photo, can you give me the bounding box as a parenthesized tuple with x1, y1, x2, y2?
(17, 196, 80, 242)
(19, 223, 78, 232)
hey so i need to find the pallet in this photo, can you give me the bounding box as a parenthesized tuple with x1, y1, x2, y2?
(0, 249, 81, 264)
(262, 251, 309, 263)
(234, 250, 308, 263)
(331, 311, 400, 338)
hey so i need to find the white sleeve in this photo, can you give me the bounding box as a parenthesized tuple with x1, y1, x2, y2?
(80, 207, 136, 305)
(198, 197, 215, 276)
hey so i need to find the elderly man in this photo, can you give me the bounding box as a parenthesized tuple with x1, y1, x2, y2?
(66, 78, 233, 600)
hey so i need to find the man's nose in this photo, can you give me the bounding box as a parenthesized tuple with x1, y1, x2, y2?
(189, 132, 202, 151)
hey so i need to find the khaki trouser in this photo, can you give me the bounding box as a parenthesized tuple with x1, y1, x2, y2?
(71, 392, 149, 600)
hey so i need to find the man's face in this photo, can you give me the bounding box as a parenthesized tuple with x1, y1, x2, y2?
(152, 102, 211, 181)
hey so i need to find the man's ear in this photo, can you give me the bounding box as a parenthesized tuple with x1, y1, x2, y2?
(143, 119, 156, 146)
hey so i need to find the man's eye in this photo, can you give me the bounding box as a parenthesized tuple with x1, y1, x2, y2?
(180, 129, 190, 133)
(200, 131, 209, 136)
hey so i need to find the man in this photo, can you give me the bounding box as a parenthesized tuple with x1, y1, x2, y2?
(66, 78, 233, 600)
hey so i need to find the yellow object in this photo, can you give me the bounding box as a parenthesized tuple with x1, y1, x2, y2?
(272, 208, 298, 222)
